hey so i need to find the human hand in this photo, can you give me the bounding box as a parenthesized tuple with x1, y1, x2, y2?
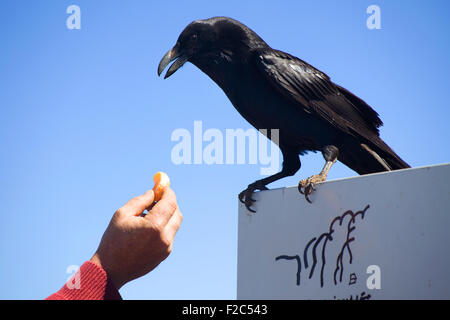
(90, 187, 182, 289)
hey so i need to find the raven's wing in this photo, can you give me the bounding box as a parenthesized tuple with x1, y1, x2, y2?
(255, 49, 383, 138)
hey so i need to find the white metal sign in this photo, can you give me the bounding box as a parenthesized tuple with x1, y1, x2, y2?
(237, 163, 450, 300)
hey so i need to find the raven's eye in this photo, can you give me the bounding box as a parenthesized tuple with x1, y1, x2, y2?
(191, 34, 198, 40)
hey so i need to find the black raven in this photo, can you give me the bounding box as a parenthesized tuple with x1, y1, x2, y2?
(158, 17, 409, 212)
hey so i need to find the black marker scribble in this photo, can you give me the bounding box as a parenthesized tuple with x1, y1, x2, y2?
(333, 206, 369, 285)
(303, 237, 316, 269)
(275, 255, 301, 285)
(334, 291, 372, 300)
(349, 273, 357, 285)
(275, 205, 370, 288)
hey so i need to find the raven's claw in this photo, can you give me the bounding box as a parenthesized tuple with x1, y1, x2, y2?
(239, 183, 269, 213)
(298, 174, 326, 203)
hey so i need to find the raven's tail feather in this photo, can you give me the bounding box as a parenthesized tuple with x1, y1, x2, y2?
(338, 136, 410, 175)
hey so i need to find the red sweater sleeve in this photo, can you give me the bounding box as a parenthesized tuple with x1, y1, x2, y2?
(45, 261, 122, 300)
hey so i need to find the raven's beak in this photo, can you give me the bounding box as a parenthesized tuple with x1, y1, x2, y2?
(157, 45, 189, 79)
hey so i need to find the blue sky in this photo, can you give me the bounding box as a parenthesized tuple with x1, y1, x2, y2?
(0, 0, 449, 299)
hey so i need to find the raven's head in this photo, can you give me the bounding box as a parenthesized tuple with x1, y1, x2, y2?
(158, 17, 266, 79)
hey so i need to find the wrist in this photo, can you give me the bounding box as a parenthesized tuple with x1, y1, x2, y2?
(90, 252, 125, 290)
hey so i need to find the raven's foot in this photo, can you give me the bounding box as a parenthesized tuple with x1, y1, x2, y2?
(239, 182, 269, 213)
(298, 146, 339, 204)
(298, 174, 327, 203)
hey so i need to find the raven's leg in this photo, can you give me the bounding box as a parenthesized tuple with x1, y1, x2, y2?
(298, 145, 339, 203)
(239, 150, 300, 213)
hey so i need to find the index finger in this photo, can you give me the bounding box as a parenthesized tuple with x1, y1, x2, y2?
(119, 189, 155, 217)
(145, 187, 177, 227)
